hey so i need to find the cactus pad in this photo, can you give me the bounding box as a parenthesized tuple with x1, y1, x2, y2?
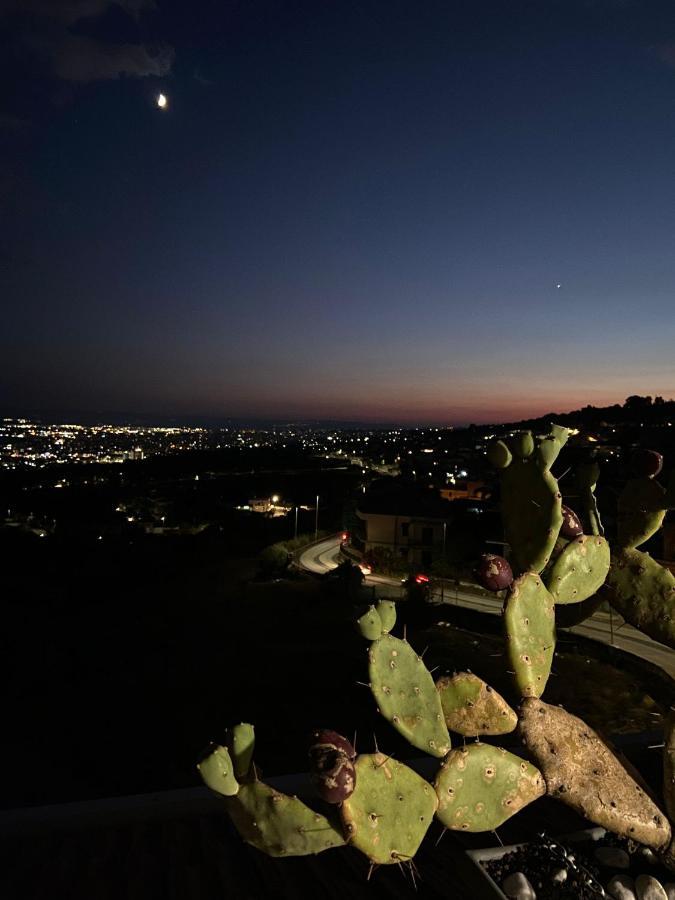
(488, 426, 568, 574)
(503, 573, 556, 699)
(368, 634, 451, 757)
(226, 781, 345, 857)
(357, 605, 383, 641)
(519, 697, 671, 849)
(376, 599, 397, 634)
(576, 460, 603, 536)
(436, 672, 517, 736)
(228, 723, 255, 779)
(198, 745, 239, 797)
(340, 753, 438, 864)
(434, 743, 545, 832)
(545, 535, 610, 605)
(604, 548, 675, 649)
(617, 476, 671, 550)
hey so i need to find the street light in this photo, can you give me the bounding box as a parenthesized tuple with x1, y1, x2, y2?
(315, 494, 319, 540)
(294, 505, 299, 540)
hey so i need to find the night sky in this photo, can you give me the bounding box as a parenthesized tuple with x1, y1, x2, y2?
(3, 0, 675, 425)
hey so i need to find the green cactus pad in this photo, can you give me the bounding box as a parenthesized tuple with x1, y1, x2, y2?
(504, 573, 556, 699)
(434, 743, 545, 832)
(545, 535, 610, 604)
(489, 426, 567, 574)
(376, 599, 397, 634)
(368, 634, 451, 757)
(357, 605, 383, 641)
(198, 745, 239, 797)
(519, 697, 671, 849)
(436, 672, 517, 736)
(604, 548, 675, 650)
(487, 440, 512, 468)
(576, 461, 603, 536)
(340, 753, 438, 864)
(228, 723, 255, 779)
(226, 781, 345, 857)
(617, 477, 670, 550)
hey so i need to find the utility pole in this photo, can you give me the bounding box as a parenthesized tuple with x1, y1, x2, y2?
(315, 494, 319, 540)
(294, 506, 299, 540)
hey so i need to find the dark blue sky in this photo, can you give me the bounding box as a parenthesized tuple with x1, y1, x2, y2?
(3, 0, 675, 424)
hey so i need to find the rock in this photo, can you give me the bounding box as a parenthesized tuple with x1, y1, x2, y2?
(638, 847, 659, 866)
(518, 698, 672, 849)
(636, 875, 667, 900)
(607, 875, 636, 900)
(502, 871, 536, 899)
(595, 846, 631, 869)
(551, 867, 567, 883)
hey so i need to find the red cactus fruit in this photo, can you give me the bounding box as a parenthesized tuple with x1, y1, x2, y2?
(475, 554, 513, 592)
(560, 505, 583, 539)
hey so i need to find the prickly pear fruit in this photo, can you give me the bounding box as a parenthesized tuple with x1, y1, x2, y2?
(488, 425, 568, 574)
(560, 505, 583, 539)
(436, 672, 517, 736)
(309, 729, 355, 760)
(604, 548, 675, 649)
(545, 534, 610, 605)
(519, 697, 671, 849)
(356, 605, 382, 641)
(475, 554, 513, 592)
(632, 449, 664, 478)
(368, 633, 450, 757)
(228, 723, 255, 779)
(434, 743, 544, 832)
(340, 753, 438, 864)
(376, 599, 397, 634)
(226, 780, 345, 857)
(503, 573, 555, 699)
(198, 745, 239, 797)
(309, 729, 356, 804)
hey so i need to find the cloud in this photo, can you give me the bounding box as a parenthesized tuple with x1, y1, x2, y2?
(46, 33, 173, 82)
(1, 0, 173, 83)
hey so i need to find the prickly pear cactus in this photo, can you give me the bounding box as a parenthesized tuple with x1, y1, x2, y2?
(226, 780, 345, 857)
(340, 753, 438, 864)
(503, 573, 556, 698)
(368, 633, 451, 757)
(519, 697, 671, 849)
(376, 599, 397, 634)
(434, 743, 545, 832)
(435, 672, 517, 736)
(617, 474, 674, 550)
(198, 744, 239, 797)
(487, 425, 568, 574)
(356, 605, 383, 640)
(576, 460, 603, 536)
(228, 723, 255, 779)
(604, 548, 675, 650)
(544, 534, 610, 605)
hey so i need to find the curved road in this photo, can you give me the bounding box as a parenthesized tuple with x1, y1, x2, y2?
(299, 536, 675, 678)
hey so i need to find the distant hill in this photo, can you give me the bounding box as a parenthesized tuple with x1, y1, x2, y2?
(494, 395, 675, 433)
